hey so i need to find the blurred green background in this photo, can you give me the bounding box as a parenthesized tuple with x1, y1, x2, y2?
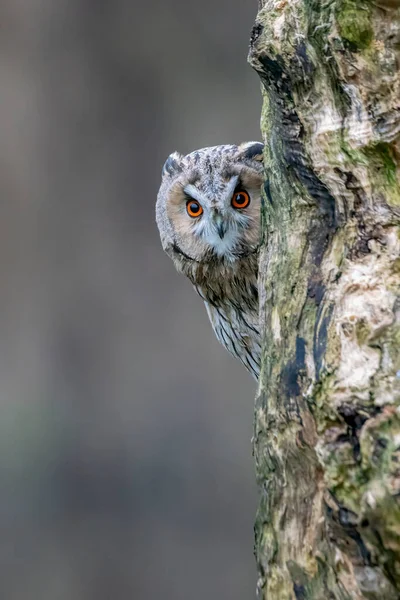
(0, 1, 261, 598)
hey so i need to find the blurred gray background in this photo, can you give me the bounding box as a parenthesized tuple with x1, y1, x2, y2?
(0, 1, 261, 598)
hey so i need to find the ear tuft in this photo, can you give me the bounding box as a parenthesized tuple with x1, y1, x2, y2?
(237, 141, 264, 162)
(162, 151, 184, 177)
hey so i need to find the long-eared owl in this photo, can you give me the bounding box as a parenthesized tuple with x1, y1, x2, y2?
(156, 142, 264, 380)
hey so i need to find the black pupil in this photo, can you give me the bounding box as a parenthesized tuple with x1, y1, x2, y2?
(189, 202, 200, 213)
(235, 193, 246, 205)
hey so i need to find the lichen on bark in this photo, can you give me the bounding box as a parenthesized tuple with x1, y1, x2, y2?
(248, 0, 400, 598)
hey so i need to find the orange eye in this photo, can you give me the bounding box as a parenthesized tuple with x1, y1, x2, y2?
(186, 199, 203, 218)
(231, 190, 250, 209)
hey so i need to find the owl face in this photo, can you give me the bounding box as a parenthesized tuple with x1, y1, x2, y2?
(156, 142, 264, 264)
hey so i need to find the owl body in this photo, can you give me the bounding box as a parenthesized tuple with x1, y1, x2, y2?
(156, 143, 264, 380)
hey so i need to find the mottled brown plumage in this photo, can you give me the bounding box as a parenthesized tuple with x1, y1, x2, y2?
(156, 142, 264, 379)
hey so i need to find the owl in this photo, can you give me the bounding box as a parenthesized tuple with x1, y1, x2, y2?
(156, 142, 264, 380)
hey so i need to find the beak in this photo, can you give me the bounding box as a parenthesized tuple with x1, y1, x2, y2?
(213, 214, 226, 239)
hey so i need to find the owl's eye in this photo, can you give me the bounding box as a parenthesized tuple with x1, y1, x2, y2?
(231, 190, 250, 209)
(186, 199, 203, 218)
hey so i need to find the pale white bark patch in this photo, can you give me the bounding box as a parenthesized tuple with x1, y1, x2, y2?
(271, 306, 281, 342)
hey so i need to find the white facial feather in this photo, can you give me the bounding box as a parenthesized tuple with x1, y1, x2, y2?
(186, 174, 247, 258)
(183, 184, 207, 204)
(194, 218, 240, 258)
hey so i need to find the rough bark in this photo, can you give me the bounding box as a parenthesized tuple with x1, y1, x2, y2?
(248, 1, 400, 598)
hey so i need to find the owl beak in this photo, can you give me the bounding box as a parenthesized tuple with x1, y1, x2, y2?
(213, 214, 226, 239)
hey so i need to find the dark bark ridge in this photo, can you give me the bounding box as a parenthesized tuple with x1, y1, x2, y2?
(249, 1, 400, 598)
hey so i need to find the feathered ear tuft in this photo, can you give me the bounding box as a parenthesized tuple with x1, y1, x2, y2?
(162, 151, 184, 177)
(237, 141, 264, 162)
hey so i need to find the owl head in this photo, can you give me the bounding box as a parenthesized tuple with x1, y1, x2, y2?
(156, 142, 264, 267)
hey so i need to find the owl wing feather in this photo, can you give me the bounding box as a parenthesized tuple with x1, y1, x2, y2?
(204, 302, 261, 379)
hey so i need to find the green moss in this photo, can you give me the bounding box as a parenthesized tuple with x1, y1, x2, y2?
(355, 318, 371, 345)
(341, 141, 369, 166)
(340, 138, 396, 188)
(363, 142, 397, 187)
(325, 445, 367, 511)
(388, 326, 400, 375)
(341, 139, 400, 205)
(391, 258, 400, 275)
(336, 1, 373, 50)
(310, 373, 340, 433)
(287, 557, 353, 600)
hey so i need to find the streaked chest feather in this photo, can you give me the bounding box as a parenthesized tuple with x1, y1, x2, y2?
(204, 300, 261, 379)
(188, 256, 260, 379)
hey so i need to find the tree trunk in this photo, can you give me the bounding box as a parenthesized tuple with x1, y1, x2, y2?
(248, 1, 400, 598)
